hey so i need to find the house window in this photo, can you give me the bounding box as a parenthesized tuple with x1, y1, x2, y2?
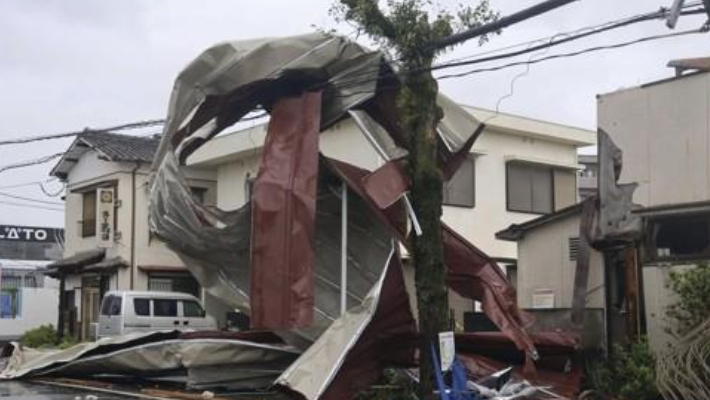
(148, 272, 200, 298)
(82, 191, 97, 237)
(646, 214, 710, 262)
(190, 187, 207, 204)
(443, 157, 475, 208)
(506, 162, 553, 214)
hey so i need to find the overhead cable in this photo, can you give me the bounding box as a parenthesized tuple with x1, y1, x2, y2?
(0, 153, 63, 175)
(0, 200, 63, 212)
(0, 191, 64, 206)
(0, 119, 165, 147)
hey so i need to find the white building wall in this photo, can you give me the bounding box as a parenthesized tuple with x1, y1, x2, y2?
(194, 118, 587, 261)
(598, 72, 710, 208)
(62, 150, 217, 301)
(516, 215, 605, 310)
(0, 288, 58, 341)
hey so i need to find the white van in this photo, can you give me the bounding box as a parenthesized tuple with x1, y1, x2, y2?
(97, 291, 217, 338)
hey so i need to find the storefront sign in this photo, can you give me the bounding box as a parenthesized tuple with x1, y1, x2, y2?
(0, 225, 63, 243)
(97, 188, 115, 248)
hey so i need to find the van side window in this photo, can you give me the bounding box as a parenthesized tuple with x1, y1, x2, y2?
(154, 299, 177, 317)
(100, 295, 121, 316)
(183, 301, 205, 318)
(134, 298, 150, 316)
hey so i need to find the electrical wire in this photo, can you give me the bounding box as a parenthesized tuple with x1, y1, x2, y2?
(0, 119, 165, 147)
(0, 153, 63, 175)
(0, 200, 63, 212)
(39, 180, 65, 197)
(0, 191, 63, 206)
(435, 27, 706, 80)
(312, 6, 708, 95)
(0, 178, 57, 190)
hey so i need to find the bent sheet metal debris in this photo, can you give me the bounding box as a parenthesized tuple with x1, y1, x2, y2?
(2, 33, 581, 399)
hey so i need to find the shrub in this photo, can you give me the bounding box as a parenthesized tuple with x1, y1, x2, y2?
(586, 338, 660, 400)
(666, 262, 710, 336)
(355, 369, 417, 400)
(20, 324, 59, 348)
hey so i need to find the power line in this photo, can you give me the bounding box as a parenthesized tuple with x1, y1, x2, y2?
(322, 24, 707, 101)
(324, 6, 708, 93)
(0, 200, 63, 212)
(0, 191, 64, 206)
(0, 178, 57, 190)
(0, 119, 165, 147)
(0, 153, 63, 175)
(435, 28, 706, 80)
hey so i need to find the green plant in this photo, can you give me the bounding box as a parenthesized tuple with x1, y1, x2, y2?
(20, 324, 59, 348)
(57, 337, 80, 350)
(355, 369, 417, 400)
(586, 338, 660, 400)
(666, 262, 710, 336)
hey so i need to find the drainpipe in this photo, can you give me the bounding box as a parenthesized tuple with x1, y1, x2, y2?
(130, 163, 140, 290)
(57, 275, 65, 340)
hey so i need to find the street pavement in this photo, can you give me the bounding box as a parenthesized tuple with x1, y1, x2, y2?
(0, 381, 134, 399)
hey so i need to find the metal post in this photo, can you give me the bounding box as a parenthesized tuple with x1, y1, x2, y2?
(348, 110, 423, 236)
(340, 182, 348, 316)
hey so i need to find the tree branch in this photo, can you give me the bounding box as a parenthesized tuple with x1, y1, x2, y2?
(339, 0, 397, 41)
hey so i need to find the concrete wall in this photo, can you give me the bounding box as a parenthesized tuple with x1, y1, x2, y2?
(642, 264, 695, 352)
(0, 288, 59, 341)
(598, 73, 710, 208)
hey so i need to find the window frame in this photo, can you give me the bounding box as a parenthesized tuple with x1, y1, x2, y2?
(182, 300, 206, 318)
(81, 191, 97, 237)
(153, 299, 178, 317)
(100, 295, 122, 316)
(133, 298, 151, 317)
(505, 161, 555, 215)
(442, 156, 476, 208)
(644, 213, 710, 263)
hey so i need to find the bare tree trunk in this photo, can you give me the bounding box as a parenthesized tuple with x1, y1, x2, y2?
(399, 60, 449, 400)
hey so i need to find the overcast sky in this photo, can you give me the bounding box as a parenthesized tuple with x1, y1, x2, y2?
(1, 0, 708, 227)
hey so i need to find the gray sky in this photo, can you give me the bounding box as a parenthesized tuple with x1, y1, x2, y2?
(1, 0, 708, 227)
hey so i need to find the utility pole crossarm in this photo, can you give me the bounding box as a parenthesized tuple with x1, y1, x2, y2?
(432, 0, 580, 50)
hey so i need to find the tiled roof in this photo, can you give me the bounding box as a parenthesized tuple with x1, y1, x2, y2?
(51, 131, 161, 179)
(79, 131, 160, 163)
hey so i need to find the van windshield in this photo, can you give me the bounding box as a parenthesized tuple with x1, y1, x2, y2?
(100, 295, 121, 316)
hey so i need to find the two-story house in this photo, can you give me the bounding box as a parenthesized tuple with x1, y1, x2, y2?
(186, 103, 596, 326)
(496, 60, 710, 353)
(46, 132, 218, 340)
(598, 62, 710, 351)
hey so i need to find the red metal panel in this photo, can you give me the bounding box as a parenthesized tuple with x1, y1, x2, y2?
(250, 91, 322, 329)
(325, 157, 537, 360)
(320, 251, 418, 400)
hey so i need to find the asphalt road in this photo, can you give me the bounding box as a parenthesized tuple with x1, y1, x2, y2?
(0, 381, 135, 399)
